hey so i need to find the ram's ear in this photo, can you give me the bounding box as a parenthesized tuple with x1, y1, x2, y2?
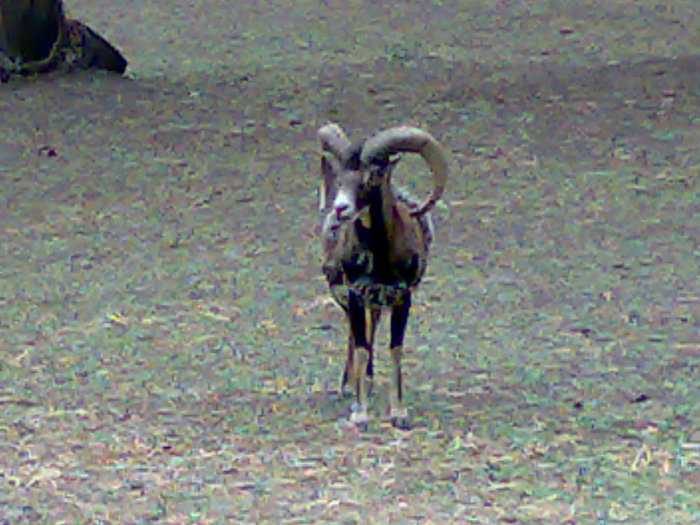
(319, 153, 340, 212)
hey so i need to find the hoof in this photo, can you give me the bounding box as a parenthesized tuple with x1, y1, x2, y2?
(339, 380, 353, 399)
(355, 421, 368, 432)
(339, 372, 354, 398)
(390, 407, 410, 430)
(349, 403, 368, 431)
(338, 387, 353, 400)
(390, 417, 411, 430)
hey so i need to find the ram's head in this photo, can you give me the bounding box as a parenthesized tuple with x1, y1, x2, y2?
(318, 123, 448, 231)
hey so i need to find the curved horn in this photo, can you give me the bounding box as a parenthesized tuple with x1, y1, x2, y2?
(361, 126, 448, 216)
(318, 123, 351, 160)
(319, 152, 343, 212)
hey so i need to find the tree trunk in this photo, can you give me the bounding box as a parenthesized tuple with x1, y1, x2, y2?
(0, 0, 126, 81)
(0, 0, 64, 63)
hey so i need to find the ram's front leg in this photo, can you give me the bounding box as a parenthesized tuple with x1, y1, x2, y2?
(340, 325, 355, 398)
(366, 308, 380, 395)
(389, 293, 412, 430)
(341, 308, 379, 398)
(347, 291, 371, 429)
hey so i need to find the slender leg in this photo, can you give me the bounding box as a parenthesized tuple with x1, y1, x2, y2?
(347, 291, 370, 429)
(389, 293, 411, 430)
(340, 321, 354, 397)
(341, 307, 380, 398)
(366, 308, 381, 394)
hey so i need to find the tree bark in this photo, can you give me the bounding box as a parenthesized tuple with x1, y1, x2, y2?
(0, 0, 126, 81)
(0, 0, 64, 62)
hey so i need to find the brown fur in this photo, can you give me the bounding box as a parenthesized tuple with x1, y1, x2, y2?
(318, 123, 447, 429)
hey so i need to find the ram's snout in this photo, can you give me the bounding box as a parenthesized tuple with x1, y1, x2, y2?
(331, 187, 359, 226)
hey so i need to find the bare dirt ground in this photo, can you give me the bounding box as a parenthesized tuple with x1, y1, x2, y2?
(1, 0, 699, 523)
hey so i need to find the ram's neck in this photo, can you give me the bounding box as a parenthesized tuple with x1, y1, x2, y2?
(365, 183, 399, 280)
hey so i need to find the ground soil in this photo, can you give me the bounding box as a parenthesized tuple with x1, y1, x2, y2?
(1, 1, 698, 523)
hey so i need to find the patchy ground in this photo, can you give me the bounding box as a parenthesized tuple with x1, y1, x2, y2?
(1, 0, 699, 523)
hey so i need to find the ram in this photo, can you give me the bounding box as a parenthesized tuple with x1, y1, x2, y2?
(318, 123, 448, 429)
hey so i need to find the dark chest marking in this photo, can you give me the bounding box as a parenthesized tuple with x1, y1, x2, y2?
(338, 189, 423, 306)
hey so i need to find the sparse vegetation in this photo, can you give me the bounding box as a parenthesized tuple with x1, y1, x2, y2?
(0, 0, 698, 523)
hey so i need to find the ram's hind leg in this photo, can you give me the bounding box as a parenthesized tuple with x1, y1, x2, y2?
(340, 323, 355, 398)
(389, 293, 411, 430)
(347, 291, 371, 429)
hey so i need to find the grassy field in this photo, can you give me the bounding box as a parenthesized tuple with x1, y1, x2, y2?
(1, 0, 699, 523)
